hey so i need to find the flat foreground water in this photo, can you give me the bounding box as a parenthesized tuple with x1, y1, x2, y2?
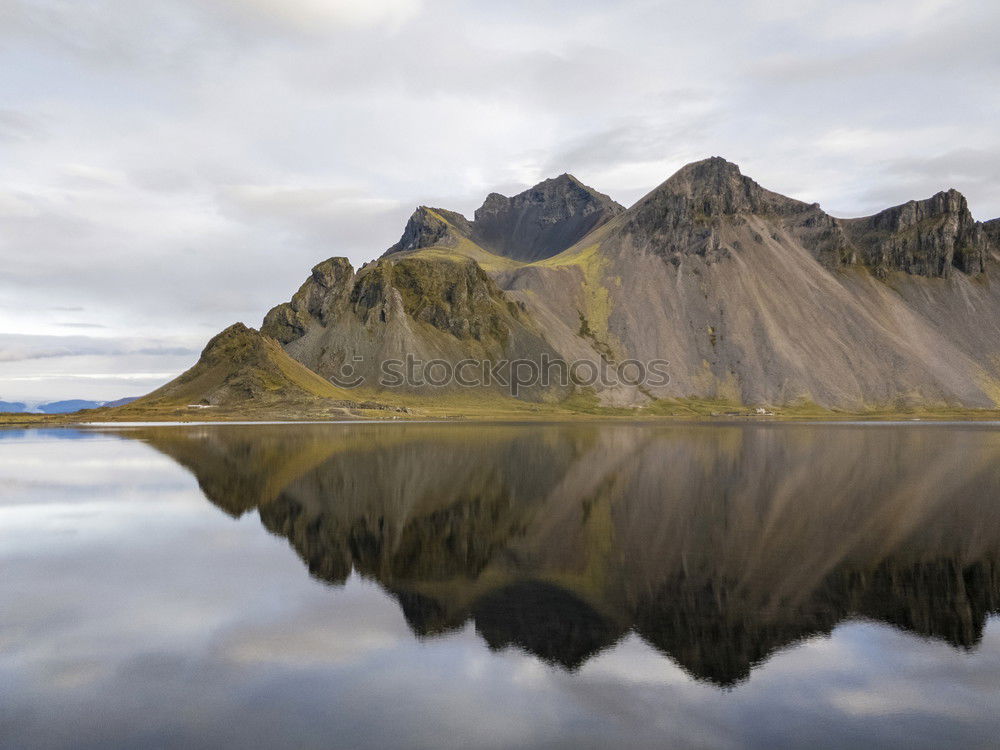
(2, 422, 1000, 749)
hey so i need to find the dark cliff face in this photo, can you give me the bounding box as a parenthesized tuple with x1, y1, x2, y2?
(262, 258, 356, 342)
(840, 189, 988, 277)
(470, 174, 624, 261)
(984, 218, 1000, 251)
(383, 174, 623, 262)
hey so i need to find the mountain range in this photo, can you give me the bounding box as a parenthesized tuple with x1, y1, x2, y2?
(130, 157, 1000, 413)
(0, 397, 138, 414)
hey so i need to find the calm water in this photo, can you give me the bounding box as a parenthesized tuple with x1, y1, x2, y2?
(2, 422, 1000, 749)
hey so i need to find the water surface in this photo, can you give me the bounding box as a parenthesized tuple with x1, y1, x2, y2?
(3, 422, 1000, 749)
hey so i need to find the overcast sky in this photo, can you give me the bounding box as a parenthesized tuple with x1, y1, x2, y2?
(1, 0, 998, 402)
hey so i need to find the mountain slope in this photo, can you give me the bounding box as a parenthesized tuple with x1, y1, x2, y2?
(131, 323, 356, 408)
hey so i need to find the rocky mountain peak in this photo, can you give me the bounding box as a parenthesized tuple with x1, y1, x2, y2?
(477, 192, 509, 214)
(385, 206, 473, 256)
(470, 174, 624, 261)
(667, 155, 743, 185)
(643, 156, 790, 216)
(315, 254, 355, 290)
(472, 173, 611, 222)
(612, 157, 830, 263)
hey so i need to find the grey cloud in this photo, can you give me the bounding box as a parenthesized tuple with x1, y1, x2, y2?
(0, 0, 425, 75)
(542, 110, 720, 188)
(863, 150, 1000, 221)
(0, 334, 197, 363)
(192, 0, 424, 36)
(751, 5, 1000, 85)
(0, 0, 183, 69)
(128, 167, 199, 194)
(0, 108, 45, 142)
(215, 184, 409, 250)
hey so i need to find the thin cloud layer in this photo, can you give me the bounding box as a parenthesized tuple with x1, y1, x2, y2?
(0, 333, 196, 363)
(1, 0, 998, 399)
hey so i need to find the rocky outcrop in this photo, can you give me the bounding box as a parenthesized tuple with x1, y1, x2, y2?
(351, 256, 514, 342)
(384, 207, 474, 256)
(266, 255, 519, 347)
(984, 218, 1000, 250)
(840, 189, 988, 277)
(261, 257, 355, 342)
(263, 254, 567, 398)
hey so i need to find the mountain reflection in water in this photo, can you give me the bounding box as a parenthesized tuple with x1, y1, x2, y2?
(122, 422, 1000, 687)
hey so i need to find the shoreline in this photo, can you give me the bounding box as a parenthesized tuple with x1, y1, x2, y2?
(6, 404, 1000, 428)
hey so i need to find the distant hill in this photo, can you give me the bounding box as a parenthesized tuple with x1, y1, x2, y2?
(103, 397, 139, 408)
(0, 401, 27, 413)
(37, 399, 103, 414)
(31, 397, 139, 414)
